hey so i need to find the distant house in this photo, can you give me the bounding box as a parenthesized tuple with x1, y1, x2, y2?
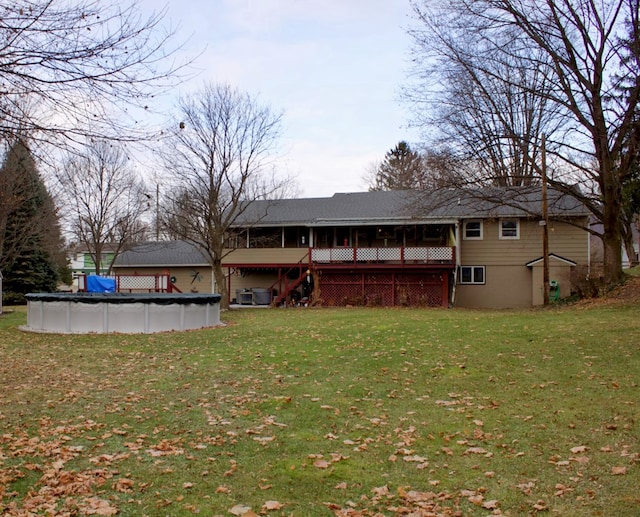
(68, 245, 116, 291)
(113, 188, 592, 309)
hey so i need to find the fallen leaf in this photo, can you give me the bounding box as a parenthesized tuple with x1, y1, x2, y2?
(112, 478, 134, 493)
(262, 500, 284, 511)
(533, 500, 548, 511)
(372, 485, 389, 496)
(468, 494, 484, 505)
(228, 504, 252, 516)
(83, 497, 119, 515)
(572, 455, 590, 464)
(611, 466, 627, 475)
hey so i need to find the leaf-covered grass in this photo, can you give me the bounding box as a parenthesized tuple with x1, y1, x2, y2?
(0, 302, 639, 516)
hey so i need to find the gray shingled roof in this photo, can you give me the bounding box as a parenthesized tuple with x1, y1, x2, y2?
(115, 240, 208, 267)
(233, 187, 590, 227)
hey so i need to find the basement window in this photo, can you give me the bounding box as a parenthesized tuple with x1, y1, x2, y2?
(459, 266, 485, 284)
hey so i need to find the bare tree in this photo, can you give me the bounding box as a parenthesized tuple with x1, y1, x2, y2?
(55, 140, 149, 274)
(160, 82, 290, 308)
(0, 0, 187, 148)
(438, 58, 564, 187)
(408, 0, 640, 286)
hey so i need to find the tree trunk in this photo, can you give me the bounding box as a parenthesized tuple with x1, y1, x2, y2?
(601, 180, 625, 285)
(212, 260, 229, 310)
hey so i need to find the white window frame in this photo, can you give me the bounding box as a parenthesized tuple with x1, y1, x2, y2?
(459, 265, 485, 285)
(499, 218, 520, 240)
(463, 220, 483, 240)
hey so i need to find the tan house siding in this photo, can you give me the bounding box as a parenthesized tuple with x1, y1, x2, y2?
(114, 266, 214, 294)
(460, 219, 589, 265)
(228, 271, 280, 302)
(222, 248, 309, 266)
(530, 260, 574, 306)
(456, 218, 589, 308)
(456, 265, 532, 309)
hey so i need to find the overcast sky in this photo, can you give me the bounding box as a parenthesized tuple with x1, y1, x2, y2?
(139, 1, 422, 198)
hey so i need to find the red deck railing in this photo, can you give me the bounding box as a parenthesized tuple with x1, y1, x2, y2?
(77, 274, 180, 293)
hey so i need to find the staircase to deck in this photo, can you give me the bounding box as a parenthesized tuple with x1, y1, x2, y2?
(269, 255, 311, 306)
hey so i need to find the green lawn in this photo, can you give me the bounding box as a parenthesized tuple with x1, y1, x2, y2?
(0, 301, 638, 516)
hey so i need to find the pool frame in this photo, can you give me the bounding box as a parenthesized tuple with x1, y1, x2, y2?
(24, 293, 222, 334)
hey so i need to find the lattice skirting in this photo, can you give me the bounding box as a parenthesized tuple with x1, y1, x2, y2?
(316, 271, 449, 307)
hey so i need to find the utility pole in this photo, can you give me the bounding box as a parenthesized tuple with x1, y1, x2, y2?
(156, 183, 160, 241)
(541, 134, 549, 306)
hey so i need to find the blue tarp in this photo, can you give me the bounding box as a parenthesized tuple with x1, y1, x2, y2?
(86, 275, 116, 293)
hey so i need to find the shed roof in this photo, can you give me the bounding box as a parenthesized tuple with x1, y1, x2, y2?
(115, 240, 208, 267)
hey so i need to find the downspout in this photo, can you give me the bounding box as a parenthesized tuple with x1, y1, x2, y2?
(587, 220, 592, 277)
(224, 266, 228, 300)
(452, 221, 461, 306)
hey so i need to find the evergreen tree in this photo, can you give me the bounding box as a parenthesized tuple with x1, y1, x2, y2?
(369, 141, 427, 191)
(0, 138, 67, 303)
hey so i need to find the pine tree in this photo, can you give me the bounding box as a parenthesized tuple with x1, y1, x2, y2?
(0, 138, 67, 303)
(370, 141, 427, 191)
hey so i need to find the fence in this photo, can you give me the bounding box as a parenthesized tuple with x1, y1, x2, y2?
(317, 271, 448, 308)
(77, 274, 177, 293)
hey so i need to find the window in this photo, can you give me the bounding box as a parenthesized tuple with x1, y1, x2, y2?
(459, 266, 485, 284)
(248, 228, 280, 248)
(499, 218, 520, 239)
(422, 224, 445, 242)
(463, 220, 483, 240)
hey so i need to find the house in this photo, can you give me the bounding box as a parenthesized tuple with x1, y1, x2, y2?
(113, 188, 592, 309)
(68, 245, 116, 291)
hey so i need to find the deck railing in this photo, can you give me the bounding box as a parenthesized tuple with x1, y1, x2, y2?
(310, 246, 454, 265)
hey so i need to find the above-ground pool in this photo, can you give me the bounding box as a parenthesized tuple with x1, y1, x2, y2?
(24, 293, 222, 334)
